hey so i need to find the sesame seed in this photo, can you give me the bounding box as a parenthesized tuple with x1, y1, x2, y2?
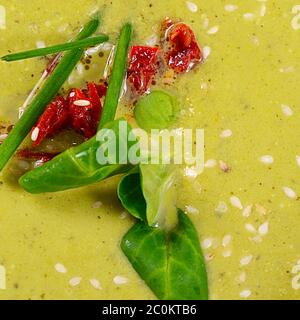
(205, 253, 215, 262)
(0, 265, 6, 290)
(186, 1, 198, 13)
(69, 277, 82, 287)
(245, 223, 256, 233)
(238, 271, 247, 283)
(36, 40, 46, 49)
(222, 249, 232, 258)
(202, 17, 209, 29)
(260, 3, 267, 17)
(92, 201, 102, 209)
(185, 205, 199, 215)
(242, 204, 253, 217)
(205, 159, 217, 168)
(230, 196, 243, 210)
(292, 5, 300, 30)
(220, 129, 232, 138)
(258, 221, 269, 236)
(113, 276, 128, 285)
(283, 186, 297, 199)
(281, 104, 294, 116)
(89, 279, 102, 290)
(296, 156, 300, 167)
(185, 166, 200, 178)
(73, 100, 91, 107)
(225, 4, 238, 12)
(279, 66, 295, 73)
(240, 289, 252, 299)
(203, 46, 211, 60)
(31, 127, 40, 142)
(54, 263, 67, 274)
(243, 13, 255, 21)
(292, 275, 300, 290)
(202, 238, 213, 249)
(260, 155, 274, 165)
(222, 235, 232, 247)
(219, 160, 230, 173)
(0, 5, 6, 30)
(207, 26, 219, 35)
(240, 255, 253, 266)
(215, 201, 228, 214)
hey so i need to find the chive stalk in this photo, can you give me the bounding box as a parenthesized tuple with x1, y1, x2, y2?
(0, 14, 100, 172)
(1, 35, 109, 62)
(98, 23, 132, 129)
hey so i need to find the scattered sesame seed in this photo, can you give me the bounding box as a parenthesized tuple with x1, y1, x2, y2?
(243, 13, 255, 21)
(92, 201, 103, 209)
(242, 204, 253, 218)
(185, 205, 199, 215)
(230, 196, 243, 210)
(54, 263, 67, 274)
(220, 129, 232, 138)
(283, 186, 297, 199)
(205, 159, 217, 168)
(186, 1, 198, 13)
(292, 274, 300, 290)
(205, 253, 215, 262)
(215, 201, 228, 214)
(240, 255, 253, 266)
(260, 3, 267, 17)
(0, 265, 6, 290)
(224, 4, 238, 12)
(0, 5, 6, 30)
(296, 156, 300, 167)
(222, 235, 232, 247)
(69, 277, 82, 287)
(36, 40, 46, 49)
(31, 127, 40, 142)
(239, 271, 247, 283)
(260, 155, 274, 165)
(113, 276, 128, 285)
(203, 46, 211, 60)
(258, 221, 269, 236)
(202, 17, 209, 29)
(185, 166, 200, 179)
(219, 160, 230, 173)
(291, 5, 300, 30)
(207, 25, 219, 35)
(279, 66, 295, 73)
(73, 100, 91, 107)
(240, 289, 252, 299)
(89, 278, 102, 290)
(77, 63, 84, 76)
(255, 203, 267, 216)
(245, 223, 256, 233)
(222, 249, 232, 258)
(281, 104, 294, 116)
(202, 238, 213, 250)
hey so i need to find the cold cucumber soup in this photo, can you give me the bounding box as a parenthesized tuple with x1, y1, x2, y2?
(0, 0, 300, 300)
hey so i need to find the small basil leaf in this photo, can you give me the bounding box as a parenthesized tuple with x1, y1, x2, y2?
(121, 209, 209, 300)
(134, 91, 179, 132)
(117, 167, 147, 221)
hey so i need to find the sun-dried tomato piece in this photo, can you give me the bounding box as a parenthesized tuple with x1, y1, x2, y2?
(31, 96, 69, 147)
(162, 20, 202, 73)
(127, 46, 159, 95)
(95, 82, 108, 98)
(17, 149, 58, 164)
(69, 83, 102, 139)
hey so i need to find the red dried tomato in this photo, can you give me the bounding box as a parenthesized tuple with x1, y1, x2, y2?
(68, 82, 102, 139)
(163, 20, 202, 73)
(31, 96, 69, 147)
(128, 46, 159, 95)
(17, 149, 58, 164)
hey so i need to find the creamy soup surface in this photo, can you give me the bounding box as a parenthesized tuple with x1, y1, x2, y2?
(0, 0, 300, 300)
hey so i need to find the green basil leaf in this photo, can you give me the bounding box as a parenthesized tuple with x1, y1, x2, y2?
(121, 209, 209, 300)
(19, 119, 137, 193)
(134, 91, 179, 132)
(117, 167, 147, 221)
